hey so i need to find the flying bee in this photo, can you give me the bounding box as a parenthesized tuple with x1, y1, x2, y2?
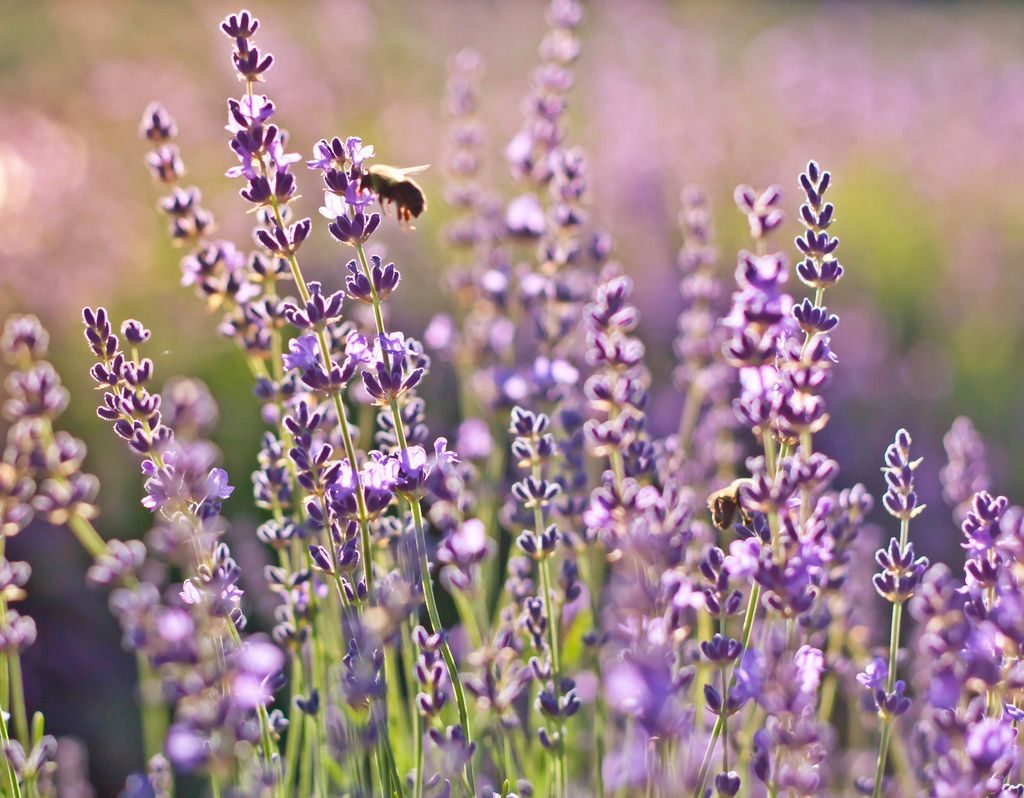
(360, 164, 429, 226)
(706, 478, 754, 531)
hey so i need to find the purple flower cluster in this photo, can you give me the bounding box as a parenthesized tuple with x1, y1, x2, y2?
(78, 309, 295, 783)
(5, 4, 1024, 798)
(669, 186, 738, 489)
(942, 415, 992, 524)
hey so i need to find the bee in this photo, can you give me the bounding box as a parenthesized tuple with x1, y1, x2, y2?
(706, 479, 753, 531)
(360, 164, 429, 226)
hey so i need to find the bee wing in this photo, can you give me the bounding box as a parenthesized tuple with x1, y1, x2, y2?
(397, 164, 430, 176)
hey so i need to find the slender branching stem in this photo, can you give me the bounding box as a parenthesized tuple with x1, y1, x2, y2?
(872, 516, 910, 798)
(352, 240, 477, 794)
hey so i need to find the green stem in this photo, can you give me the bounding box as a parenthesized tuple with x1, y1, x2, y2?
(414, 708, 425, 798)
(0, 693, 21, 798)
(299, 713, 314, 798)
(376, 659, 403, 795)
(525, 429, 567, 798)
(674, 383, 705, 465)
(260, 148, 371, 541)
(283, 657, 303, 790)
(0, 539, 26, 756)
(225, 621, 281, 791)
(352, 239, 476, 794)
(359, 518, 375, 601)
(762, 431, 777, 478)
(385, 646, 410, 775)
(719, 615, 729, 773)
(578, 551, 606, 798)
(452, 590, 484, 650)
(265, 179, 412, 793)
(373, 747, 388, 797)
(767, 749, 783, 798)
(691, 583, 761, 798)
(871, 724, 893, 798)
(6, 655, 27, 750)
(816, 612, 843, 725)
(503, 732, 515, 786)
(410, 499, 477, 795)
(645, 737, 656, 798)
(871, 517, 910, 798)
(310, 634, 330, 798)
(538, 552, 567, 797)
(693, 430, 779, 798)
(67, 514, 107, 559)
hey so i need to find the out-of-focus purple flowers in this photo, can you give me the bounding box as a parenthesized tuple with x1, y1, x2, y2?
(4, 3, 1024, 798)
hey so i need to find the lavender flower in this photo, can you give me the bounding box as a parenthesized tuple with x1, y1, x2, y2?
(942, 416, 991, 524)
(869, 429, 928, 798)
(5, 4, 1020, 797)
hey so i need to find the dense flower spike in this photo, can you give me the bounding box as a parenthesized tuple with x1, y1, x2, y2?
(668, 186, 737, 487)
(78, 311, 289, 782)
(869, 428, 928, 798)
(583, 272, 652, 481)
(941, 415, 991, 524)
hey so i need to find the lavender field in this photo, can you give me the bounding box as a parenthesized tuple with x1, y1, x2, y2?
(2, 1, 1024, 796)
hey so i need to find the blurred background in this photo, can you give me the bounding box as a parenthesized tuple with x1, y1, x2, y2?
(3, 0, 1024, 791)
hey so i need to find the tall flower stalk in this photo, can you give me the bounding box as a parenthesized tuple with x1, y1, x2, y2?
(870, 429, 927, 797)
(215, 14, 414, 792)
